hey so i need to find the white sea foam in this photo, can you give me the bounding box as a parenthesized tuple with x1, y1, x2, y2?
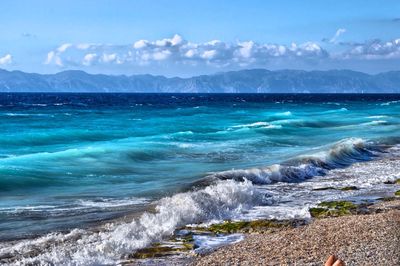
(2, 113, 54, 117)
(0, 205, 57, 213)
(210, 138, 375, 185)
(367, 115, 388, 119)
(0, 198, 149, 216)
(278, 111, 292, 116)
(176, 143, 195, 148)
(76, 197, 149, 208)
(321, 107, 348, 114)
(263, 124, 282, 129)
(1, 139, 397, 265)
(193, 234, 244, 254)
(362, 120, 387, 126)
(231, 121, 269, 128)
(1, 180, 265, 265)
(380, 100, 400, 106)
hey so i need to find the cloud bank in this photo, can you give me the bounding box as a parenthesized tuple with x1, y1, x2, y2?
(341, 39, 400, 59)
(43, 33, 400, 75)
(44, 34, 328, 69)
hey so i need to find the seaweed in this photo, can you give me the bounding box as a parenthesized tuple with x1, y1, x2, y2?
(309, 200, 358, 218)
(130, 243, 193, 259)
(203, 219, 305, 234)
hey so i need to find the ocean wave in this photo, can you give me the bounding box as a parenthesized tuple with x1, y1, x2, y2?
(320, 107, 348, 114)
(367, 115, 388, 119)
(23, 103, 48, 107)
(76, 197, 149, 208)
(229, 121, 284, 131)
(362, 120, 388, 126)
(263, 124, 282, 129)
(208, 138, 381, 185)
(278, 111, 292, 116)
(0, 198, 149, 219)
(380, 100, 400, 106)
(0, 137, 396, 264)
(231, 121, 269, 129)
(0, 179, 266, 265)
(1, 113, 54, 117)
(173, 130, 194, 135)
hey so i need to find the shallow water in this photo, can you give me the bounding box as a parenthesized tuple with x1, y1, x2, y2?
(0, 93, 400, 264)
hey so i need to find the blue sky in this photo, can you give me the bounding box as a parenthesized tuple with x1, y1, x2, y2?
(0, 0, 399, 76)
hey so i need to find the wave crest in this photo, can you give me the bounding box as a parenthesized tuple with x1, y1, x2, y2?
(1, 180, 266, 265)
(210, 138, 381, 184)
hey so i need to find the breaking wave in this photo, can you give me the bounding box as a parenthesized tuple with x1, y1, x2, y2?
(0, 180, 266, 265)
(209, 138, 382, 184)
(0, 137, 396, 265)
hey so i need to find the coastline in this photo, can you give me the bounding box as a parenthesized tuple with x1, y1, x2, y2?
(127, 149, 400, 265)
(193, 198, 400, 266)
(3, 141, 400, 265)
(125, 197, 400, 266)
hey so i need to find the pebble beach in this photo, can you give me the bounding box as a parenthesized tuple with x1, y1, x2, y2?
(193, 199, 400, 266)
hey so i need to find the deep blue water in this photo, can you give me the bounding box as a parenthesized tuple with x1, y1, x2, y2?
(1, 93, 400, 243)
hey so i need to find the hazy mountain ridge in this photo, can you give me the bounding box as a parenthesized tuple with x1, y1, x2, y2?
(0, 68, 399, 93)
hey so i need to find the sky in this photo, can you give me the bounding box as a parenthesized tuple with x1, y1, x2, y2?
(0, 0, 399, 77)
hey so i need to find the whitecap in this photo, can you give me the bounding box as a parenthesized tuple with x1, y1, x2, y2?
(76, 197, 149, 208)
(380, 100, 400, 106)
(231, 121, 269, 129)
(367, 115, 388, 119)
(2, 180, 265, 265)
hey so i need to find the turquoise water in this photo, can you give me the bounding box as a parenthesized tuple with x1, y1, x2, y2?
(1, 93, 400, 264)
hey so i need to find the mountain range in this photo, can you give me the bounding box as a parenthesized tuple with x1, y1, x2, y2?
(0, 68, 399, 93)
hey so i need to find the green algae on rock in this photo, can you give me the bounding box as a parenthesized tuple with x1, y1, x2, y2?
(191, 219, 306, 234)
(395, 190, 400, 196)
(130, 243, 193, 259)
(309, 201, 358, 218)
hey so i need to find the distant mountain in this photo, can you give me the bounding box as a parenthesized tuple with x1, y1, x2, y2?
(0, 68, 399, 93)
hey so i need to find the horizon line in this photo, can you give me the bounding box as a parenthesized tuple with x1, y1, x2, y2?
(1, 67, 399, 79)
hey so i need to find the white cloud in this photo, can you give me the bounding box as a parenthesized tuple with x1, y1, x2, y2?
(43, 34, 400, 72)
(238, 41, 254, 58)
(201, 50, 217, 59)
(133, 40, 148, 49)
(44, 34, 329, 69)
(152, 50, 171, 61)
(45, 51, 63, 66)
(82, 53, 98, 66)
(184, 49, 196, 58)
(57, 43, 72, 53)
(341, 38, 400, 60)
(101, 53, 117, 63)
(0, 54, 12, 65)
(328, 28, 346, 43)
(76, 43, 92, 50)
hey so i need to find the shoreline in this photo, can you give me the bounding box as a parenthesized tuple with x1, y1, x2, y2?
(2, 142, 400, 265)
(125, 196, 400, 265)
(192, 198, 400, 266)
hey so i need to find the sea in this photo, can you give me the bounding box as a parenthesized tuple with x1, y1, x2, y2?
(0, 93, 400, 265)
